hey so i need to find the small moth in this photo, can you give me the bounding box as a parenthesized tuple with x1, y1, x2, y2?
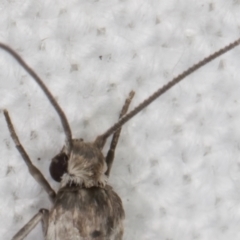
(0, 38, 240, 240)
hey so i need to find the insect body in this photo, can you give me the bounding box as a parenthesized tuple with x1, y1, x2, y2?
(0, 38, 240, 240)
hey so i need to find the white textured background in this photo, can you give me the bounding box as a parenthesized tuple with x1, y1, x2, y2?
(0, 1, 240, 240)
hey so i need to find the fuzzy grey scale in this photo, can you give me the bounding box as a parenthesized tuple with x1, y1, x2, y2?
(46, 140, 125, 240)
(46, 185, 124, 240)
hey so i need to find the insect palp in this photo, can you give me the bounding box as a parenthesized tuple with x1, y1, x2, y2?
(105, 90, 135, 176)
(3, 109, 56, 203)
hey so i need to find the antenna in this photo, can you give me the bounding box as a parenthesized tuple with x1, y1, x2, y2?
(0, 43, 73, 152)
(96, 38, 240, 146)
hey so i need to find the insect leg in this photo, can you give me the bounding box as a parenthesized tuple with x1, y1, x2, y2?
(105, 91, 135, 177)
(12, 209, 49, 240)
(41, 208, 49, 237)
(3, 110, 56, 203)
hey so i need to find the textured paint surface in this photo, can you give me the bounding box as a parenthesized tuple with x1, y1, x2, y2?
(0, 1, 240, 239)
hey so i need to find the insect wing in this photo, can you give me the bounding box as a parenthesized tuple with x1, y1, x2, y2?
(46, 186, 124, 240)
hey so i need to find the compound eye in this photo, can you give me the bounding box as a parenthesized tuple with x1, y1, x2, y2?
(49, 152, 68, 182)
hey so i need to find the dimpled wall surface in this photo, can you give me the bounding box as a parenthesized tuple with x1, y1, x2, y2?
(0, 1, 240, 240)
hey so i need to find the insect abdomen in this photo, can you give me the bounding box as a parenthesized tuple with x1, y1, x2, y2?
(46, 185, 125, 240)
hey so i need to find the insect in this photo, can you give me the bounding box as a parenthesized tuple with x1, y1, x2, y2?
(0, 38, 240, 240)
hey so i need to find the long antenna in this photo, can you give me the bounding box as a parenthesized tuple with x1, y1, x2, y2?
(97, 38, 240, 143)
(0, 43, 72, 152)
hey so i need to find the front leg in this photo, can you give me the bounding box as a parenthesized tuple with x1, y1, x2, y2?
(12, 209, 49, 240)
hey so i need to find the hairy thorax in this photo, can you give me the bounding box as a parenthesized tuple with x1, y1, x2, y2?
(46, 185, 125, 240)
(60, 139, 108, 188)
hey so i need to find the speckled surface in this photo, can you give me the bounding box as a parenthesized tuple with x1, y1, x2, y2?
(0, 1, 240, 239)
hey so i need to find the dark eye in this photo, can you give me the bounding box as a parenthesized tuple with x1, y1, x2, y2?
(49, 152, 68, 182)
